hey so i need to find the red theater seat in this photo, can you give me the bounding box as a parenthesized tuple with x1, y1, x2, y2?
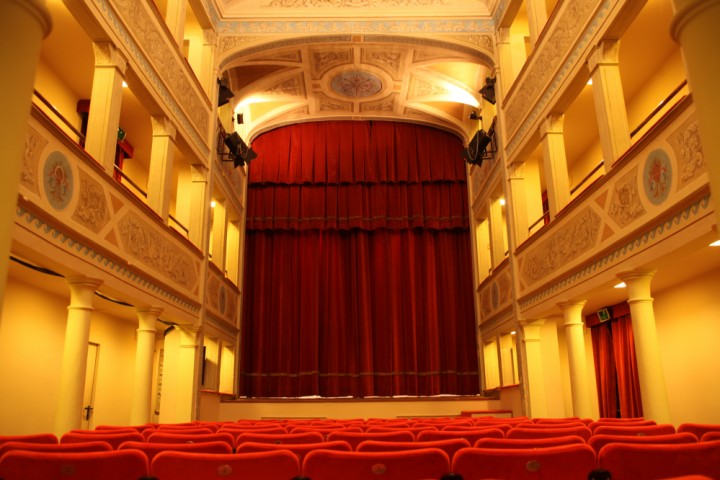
(507, 425, 592, 441)
(326, 429, 414, 449)
(589, 419, 655, 433)
(417, 427, 505, 444)
(146, 431, 234, 449)
(474, 435, 586, 449)
(593, 424, 676, 437)
(301, 448, 451, 480)
(235, 440, 352, 462)
(0, 440, 112, 458)
(235, 430, 324, 446)
(118, 440, 232, 462)
(0, 449, 149, 480)
(677, 423, 720, 441)
(597, 440, 720, 480)
(60, 431, 144, 449)
(588, 432, 697, 454)
(0, 433, 58, 447)
(452, 443, 597, 480)
(357, 438, 470, 462)
(150, 450, 301, 480)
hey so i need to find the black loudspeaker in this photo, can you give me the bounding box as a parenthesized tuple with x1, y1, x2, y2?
(479, 77, 496, 105)
(217, 80, 234, 107)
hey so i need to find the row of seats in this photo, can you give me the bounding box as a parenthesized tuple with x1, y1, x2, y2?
(1, 441, 720, 479)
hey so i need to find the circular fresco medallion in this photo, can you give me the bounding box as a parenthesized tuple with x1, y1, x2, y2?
(643, 148, 672, 205)
(43, 151, 74, 210)
(330, 70, 382, 98)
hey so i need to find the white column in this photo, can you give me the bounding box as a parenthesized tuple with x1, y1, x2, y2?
(54, 276, 103, 436)
(540, 114, 571, 218)
(588, 40, 631, 168)
(618, 270, 671, 423)
(521, 320, 549, 417)
(200, 29, 219, 98)
(507, 162, 529, 245)
(189, 165, 209, 248)
(0, 0, 51, 316)
(130, 307, 162, 425)
(671, 0, 720, 229)
(147, 116, 177, 221)
(165, 0, 187, 48)
(177, 326, 200, 421)
(525, 0, 549, 45)
(85, 42, 127, 172)
(496, 28, 515, 96)
(559, 300, 593, 418)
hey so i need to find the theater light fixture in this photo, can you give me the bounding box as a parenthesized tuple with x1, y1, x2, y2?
(222, 132, 257, 168)
(479, 77, 496, 105)
(462, 117, 497, 166)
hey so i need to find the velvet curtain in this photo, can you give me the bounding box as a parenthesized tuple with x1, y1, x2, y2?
(589, 304, 643, 418)
(239, 121, 480, 397)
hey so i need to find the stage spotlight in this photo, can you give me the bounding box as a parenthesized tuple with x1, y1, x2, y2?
(462, 129, 492, 166)
(224, 132, 257, 167)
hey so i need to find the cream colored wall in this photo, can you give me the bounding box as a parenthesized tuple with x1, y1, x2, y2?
(0, 277, 66, 434)
(34, 60, 83, 141)
(87, 309, 138, 428)
(654, 267, 720, 424)
(0, 274, 140, 434)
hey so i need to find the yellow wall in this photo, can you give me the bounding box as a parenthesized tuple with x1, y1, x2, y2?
(654, 267, 720, 424)
(0, 273, 139, 434)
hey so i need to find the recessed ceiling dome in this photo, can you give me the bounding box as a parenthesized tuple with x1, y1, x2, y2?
(330, 70, 383, 98)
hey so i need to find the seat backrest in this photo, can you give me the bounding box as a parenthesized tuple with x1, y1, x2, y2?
(301, 448, 451, 480)
(118, 440, 232, 462)
(365, 426, 438, 438)
(512, 421, 587, 429)
(150, 450, 301, 480)
(235, 440, 352, 463)
(589, 420, 656, 433)
(677, 423, 720, 441)
(507, 425, 592, 441)
(474, 435, 586, 449)
(593, 424, 676, 437)
(145, 431, 234, 448)
(326, 430, 414, 450)
(152, 427, 214, 435)
(0, 440, 112, 458)
(357, 438, 470, 462)
(0, 433, 58, 447)
(60, 431, 144, 449)
(597, 439, 720, 480)
(0, 449, 149, 480)
(94, 424, 158, 433)
(588, 432, 697, 454)
(288, 426, 363, 439)
(235, 431, 324, 446)
(701, 431, 720, 442)
(417, 427, 505, 444)
(452, 443, 597, 480)
(534, 417, 593, 426)
(218, 426, 288, 440)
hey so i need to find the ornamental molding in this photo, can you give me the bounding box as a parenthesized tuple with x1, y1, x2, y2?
(15, 203, 201, 314)
(518, 192, 712, 311)
(216, 20, 495, 37)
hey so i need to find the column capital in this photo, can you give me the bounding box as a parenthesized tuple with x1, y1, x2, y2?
(540, 113, 564, 137)
(179, 325, 201, 347)
(618, 269, 657, 301)
(497, 26, 511, 43)
(588, 39, 621, 73)
(151, 116, 177, 139)
(671, 0, 720, 41)
(9, 0, 52, 37)
(191, 164, 209, 182)
(558, 300, 587, 327)
(92, 41, 128, 72)
(203, 28, 219, 45)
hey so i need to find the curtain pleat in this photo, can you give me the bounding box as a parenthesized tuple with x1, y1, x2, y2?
(612, 315, 644, 418)
(240, 121, 479, 397)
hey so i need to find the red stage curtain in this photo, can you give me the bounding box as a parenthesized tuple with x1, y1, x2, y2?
(587, 303, 643, 418)
(240, 121, 479, 397)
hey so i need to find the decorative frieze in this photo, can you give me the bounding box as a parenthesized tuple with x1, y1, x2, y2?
(117, 211, 198, 290)
(669, 118, 706, 189)
(73, 170, 110, 233)
(608, 167, 646, 228)
(520, 206, 601, 286)
(22, 126, 45, 195)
